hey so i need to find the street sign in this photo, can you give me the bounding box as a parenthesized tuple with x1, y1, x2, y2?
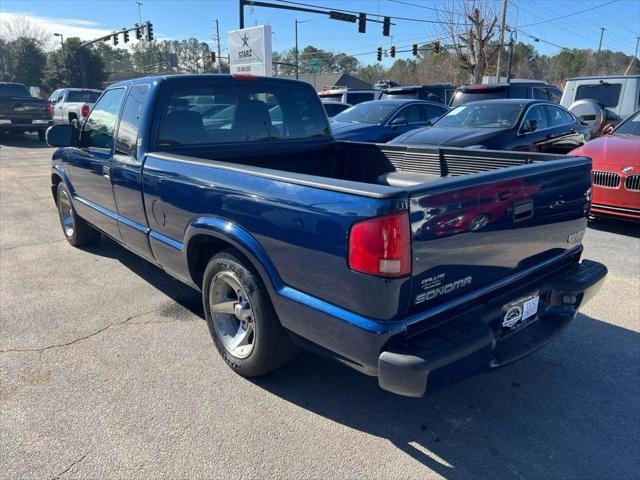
(308, 59, 322, 73)
(228, 25, 273, 76)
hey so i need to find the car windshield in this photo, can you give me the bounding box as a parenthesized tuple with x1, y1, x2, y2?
(614, 111, 640, 136)
(435, 103, 523, 128)
(67, 90, 102, 103)
(0, 83, 30, 98)
(332, 102, 398, 124)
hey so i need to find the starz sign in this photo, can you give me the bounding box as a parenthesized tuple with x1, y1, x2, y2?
(228, 25, 273, 76)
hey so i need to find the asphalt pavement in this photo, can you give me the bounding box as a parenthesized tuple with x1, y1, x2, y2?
(1, 132, 639, 480)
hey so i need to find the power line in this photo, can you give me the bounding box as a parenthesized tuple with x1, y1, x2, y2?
(270, 0, 470, 26)
(518, 0, 620, 28)
(385, 0, 466, 17)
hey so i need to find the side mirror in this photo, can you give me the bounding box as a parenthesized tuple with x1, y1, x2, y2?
(390, 117, 407, 127)
(46, 124, 77, 147)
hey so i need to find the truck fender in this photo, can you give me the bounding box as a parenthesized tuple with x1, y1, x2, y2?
(183, 216, 283, 295)
(51, 164, 74, 203)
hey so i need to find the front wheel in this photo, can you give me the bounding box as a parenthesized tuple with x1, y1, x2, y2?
(56, 183, 101, 246)
(202, 250, 298, 377)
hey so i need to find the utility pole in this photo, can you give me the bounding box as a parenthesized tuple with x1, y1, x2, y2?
(239, 0, 245, 29)
(136, 1, 143, 25)
(506, 29, 516, 83)
(624, 36, 640, 75)
(598, 27, 606, 53)
(215, 19, 222, 73)
(495, 0, 508, 83)
(295, 19, 299, 80)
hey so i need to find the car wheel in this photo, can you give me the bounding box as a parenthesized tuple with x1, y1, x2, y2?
(37, 130, 46, 142)
(202, 250, 298, 377)
(469, 214, 490, 231)
(56, 183, 101, 246)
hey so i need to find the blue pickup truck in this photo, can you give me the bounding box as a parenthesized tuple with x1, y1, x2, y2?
(46, 74, 606, 397)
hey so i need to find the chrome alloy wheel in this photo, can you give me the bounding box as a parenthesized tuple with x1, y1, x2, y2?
(209, 271, 256, 359)
(58, 190, 74, 237)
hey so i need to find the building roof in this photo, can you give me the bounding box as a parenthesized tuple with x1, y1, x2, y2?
(277, 73, 372, 92)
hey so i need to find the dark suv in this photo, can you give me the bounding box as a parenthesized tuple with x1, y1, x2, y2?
(380, 84, 457, 105)
(450, 81, 562, 107)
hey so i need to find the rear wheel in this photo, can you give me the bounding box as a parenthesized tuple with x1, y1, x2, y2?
(56, 183, 100, 246)
(202, 250, 298, 377)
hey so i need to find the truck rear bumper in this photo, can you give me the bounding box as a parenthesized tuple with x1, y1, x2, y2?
(378, 259, 607, 397)
(0, 120, 51, 131)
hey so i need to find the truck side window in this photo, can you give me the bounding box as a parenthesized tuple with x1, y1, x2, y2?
(82, 88, 125, 150)
(116, 85, 150, 158)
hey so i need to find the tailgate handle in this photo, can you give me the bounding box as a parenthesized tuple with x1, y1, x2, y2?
(513, 199, 533, 222)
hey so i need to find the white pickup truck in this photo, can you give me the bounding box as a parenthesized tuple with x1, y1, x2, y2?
(48, 88, 102, 126)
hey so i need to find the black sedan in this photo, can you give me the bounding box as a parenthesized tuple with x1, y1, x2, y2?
(330, 99, 450, 143)
(389, 99, 589, 154)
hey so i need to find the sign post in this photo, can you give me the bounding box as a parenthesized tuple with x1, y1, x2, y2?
(228, 25, 273, 76)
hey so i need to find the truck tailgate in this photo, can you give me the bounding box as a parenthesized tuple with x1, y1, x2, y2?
(408, 157, 591, 315)
(0, 97, 48, 121)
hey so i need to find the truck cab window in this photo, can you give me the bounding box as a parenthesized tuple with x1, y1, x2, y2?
(81, 89, 125, 150)
(157, 82, 329, 146)
(116, 85, 150, 158)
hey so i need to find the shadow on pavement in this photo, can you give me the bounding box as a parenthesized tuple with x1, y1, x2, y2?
(251, 318, 640, 479)
(588, 217, 639, 238)
(0, 132, 50, 149)
(82, 236, 204, 318)
(82, 235, 640, 479)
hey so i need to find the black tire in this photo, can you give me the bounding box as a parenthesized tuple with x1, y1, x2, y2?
(37, 129, 46, 142)
(202, 250, 298, 377)
(56, 183, 101, 246)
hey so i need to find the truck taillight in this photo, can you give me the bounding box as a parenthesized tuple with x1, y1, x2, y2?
(81, 104, 90, 118)
(348, 211, 411, 278)
(46, 101, 53, 117)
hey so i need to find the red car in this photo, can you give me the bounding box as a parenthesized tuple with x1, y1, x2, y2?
(570, 110, 640, 221)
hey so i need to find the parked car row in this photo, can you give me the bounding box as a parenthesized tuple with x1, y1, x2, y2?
(327, 77, 639, 222)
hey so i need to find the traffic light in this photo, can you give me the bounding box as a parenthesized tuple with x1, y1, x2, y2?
(123, 29, 130, 43)
(358, 13, 366, 33)
(389, 46, 396, 58)
(145, 21, 154, 41)
(377, 47, 382, 62)
(433, 40, 441, 54)
(210, 51, 216, 63)
(382, 16, 390, 37)
(112, 33, 119, 46)
(135, 23, 143, 40)
(412, 43, 418, 56)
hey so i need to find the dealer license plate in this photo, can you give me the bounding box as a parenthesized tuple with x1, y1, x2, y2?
(502, 291, 540, 331)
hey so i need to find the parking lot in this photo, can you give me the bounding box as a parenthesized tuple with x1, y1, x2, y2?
(1, 133, 639, 479)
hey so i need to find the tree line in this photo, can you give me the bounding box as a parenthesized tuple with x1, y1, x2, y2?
(1, 19, 637, 94)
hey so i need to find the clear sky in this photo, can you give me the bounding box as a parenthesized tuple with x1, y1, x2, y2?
(1, 0, 638, 67)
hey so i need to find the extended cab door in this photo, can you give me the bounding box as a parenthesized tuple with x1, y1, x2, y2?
(111, 84, 154, 260)
(66, 88, 126, 238)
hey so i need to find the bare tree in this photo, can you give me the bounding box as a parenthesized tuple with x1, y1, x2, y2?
(0, 16, 51, 48)
(440, 1, 499, 83)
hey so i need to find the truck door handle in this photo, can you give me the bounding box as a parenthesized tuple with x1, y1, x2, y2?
(103, 165, 111, 178)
